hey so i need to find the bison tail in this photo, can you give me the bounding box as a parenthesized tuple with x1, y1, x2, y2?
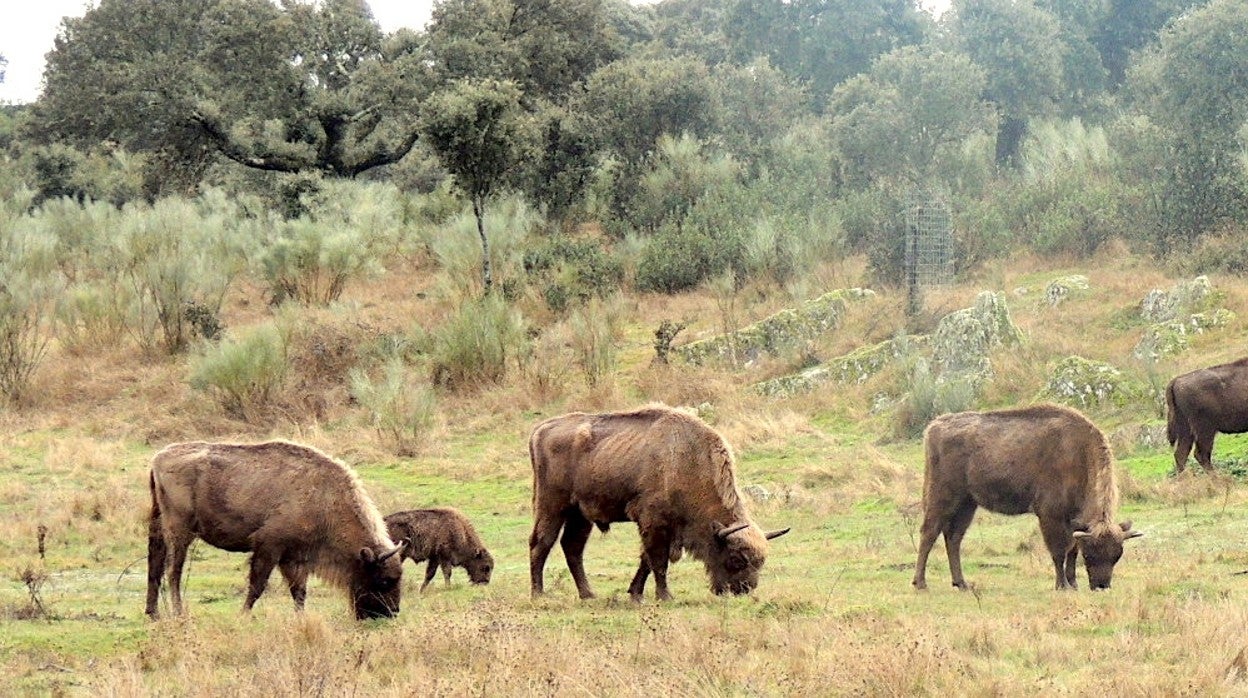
(145, 470, 166, 617)
(1165, 381, 1187, 447)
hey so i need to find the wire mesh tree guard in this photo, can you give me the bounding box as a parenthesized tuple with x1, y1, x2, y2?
(903, 187, 954, 313)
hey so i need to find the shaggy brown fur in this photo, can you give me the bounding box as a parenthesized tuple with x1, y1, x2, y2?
(1166, 358, 1248, 474)
(528, 403, 789, 602)
(146, 441, 408, 620)
(384, 508, 493, 591)
(913, 404, 1142, 592)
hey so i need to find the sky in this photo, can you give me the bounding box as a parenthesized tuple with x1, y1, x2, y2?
(0, 0, 950, 105)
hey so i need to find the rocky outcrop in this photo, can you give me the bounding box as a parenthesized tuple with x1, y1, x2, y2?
(1040, 356, 1144, 409)
(930, 291, 1024, 379)
(753, 335, 923, 397)
(1044, 275, 1089, 308)
(1133, 276, 1233, 360)
(677, 288, 875, 366)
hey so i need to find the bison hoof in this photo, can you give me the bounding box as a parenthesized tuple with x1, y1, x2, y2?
(629, 594, 644, 604)
(912, 580, 927, 591)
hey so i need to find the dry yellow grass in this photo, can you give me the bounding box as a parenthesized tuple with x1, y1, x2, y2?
(4, 248, 1248, 695)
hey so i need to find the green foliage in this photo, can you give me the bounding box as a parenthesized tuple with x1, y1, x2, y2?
(428, 195, 541, 300)
(893, 359, 977, 439)
(0, 215, 61, 404)
(189, 323, 289, 421)
(54, 282, 131, 356)
(523, 235, 624, 313)
(632, 134, 741, 233)
(349, 358, 438, 456)
(115, 197, 249, 353)
(635, 217, 743, 294)
(428, 294, 528, 390)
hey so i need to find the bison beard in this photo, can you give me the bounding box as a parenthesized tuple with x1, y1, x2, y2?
(912, 404, 1142, 592)
(145, 440, 409, 620)
(527, 404, 789, 602)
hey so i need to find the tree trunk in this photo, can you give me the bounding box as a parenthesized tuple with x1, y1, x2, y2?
(995, 115, 1027, 168)
(473, 195, 493, 294)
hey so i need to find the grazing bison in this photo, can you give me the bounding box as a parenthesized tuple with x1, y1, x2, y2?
(146, 441, 409, 620)
(913, 404, 1142, 591)
(1166, 358, 1248, 474)
(384, 508, 494, 591)
(528, 404, 789, 602)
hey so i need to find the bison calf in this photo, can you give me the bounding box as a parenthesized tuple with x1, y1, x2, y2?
(1166, 357, 1248, 474)
(146, 440, 408, 620)
(384, 508, 493, 591)
(913, 404, 1142, 592)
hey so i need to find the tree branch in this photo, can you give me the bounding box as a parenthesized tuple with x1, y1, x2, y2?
(191, 111, 312, 174)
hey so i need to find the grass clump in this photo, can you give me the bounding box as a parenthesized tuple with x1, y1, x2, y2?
(350, 358, 438, 456)
(428, 294, 528, 391)
(189, 323, 289, 420)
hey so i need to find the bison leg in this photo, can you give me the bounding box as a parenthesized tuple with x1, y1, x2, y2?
(164, 529, 195, 616)
(441, 560, 453, 586)
(528, 513, 564, 598)
(912, 510, 945, 591)
(1063, 546, 1078, 590)
(1040, 521, 1075, 590)
(243, 550, 279, 612)
(627, 557, 651, 603)
(278, 559, 308, 610)
(943, 500, 978, 590)
(1173, 431, 1195, 475)
(639, 530, 675, 602)
(145, 513, 167, 618)
(560, 512, 596, 600)
(1194, 429, 1217, 473)
(421, 558, 439, 592)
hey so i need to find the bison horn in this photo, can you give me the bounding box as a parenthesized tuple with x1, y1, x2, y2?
(377, 538, 409, 562)
(1071, 531, 1091, 539)
(764, 527, 791, 541)
(1124, 529, 1144, 540)
(715, 522, 751, 540)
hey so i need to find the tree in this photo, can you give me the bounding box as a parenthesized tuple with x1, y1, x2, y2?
(726, 0, 927, 108)
(949, 0, 1063, 165)
(424, 0, 619, 104)
(30, 0, 424, 193)
(1092, 0, 1205, 90)
(1128, 0, 1248, 241)
(422, 79, 529, 294)
(828, 45, 991, 185)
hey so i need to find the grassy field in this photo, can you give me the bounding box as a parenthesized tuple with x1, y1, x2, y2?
(4, 251, 1248, 696)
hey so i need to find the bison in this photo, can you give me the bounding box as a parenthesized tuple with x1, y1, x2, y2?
(528, 404, 789, 602)
(145, 440, 409, 620)
(912, 404, 1142, 591)
(1166, 358, 1248, 474)
(384, 508, 494, 591)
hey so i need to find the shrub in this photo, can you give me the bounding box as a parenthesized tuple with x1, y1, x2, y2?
(523, 235, 624, 312)
(429, 295, 528, 390)
(189, 324, 289, 421)
(54, 282, 131, 355)
(0, 221, 60, 404)
(894, 359, 977, 439)
(568, 297, 621, 386)
(259, 217, 381, 305)
(349, 358, 438, 456)
(426, 194, 541, 299)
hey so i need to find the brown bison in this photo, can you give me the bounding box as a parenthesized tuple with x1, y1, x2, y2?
(913, 404, 1142, 591)
(528, 404, 789, 602)
(1166, 358, 1248, 474)
(145, 441, 409, 620)
(384, 508, 494, 591)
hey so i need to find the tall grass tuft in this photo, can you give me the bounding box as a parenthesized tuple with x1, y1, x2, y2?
(189, 323, 289, 421)
(426, 194, 541, 299)
(429, 294, 529, 391)
(568, 296, 622, 386)
(349, 358, 438, 456)
(894, 359, 977, 438)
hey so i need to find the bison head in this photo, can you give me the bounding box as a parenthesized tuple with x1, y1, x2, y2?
(352, 539, 409, 619)
(1073, 521, 1143, 590)
(706, 522, 790, 596)
(465, 548, 494, 585)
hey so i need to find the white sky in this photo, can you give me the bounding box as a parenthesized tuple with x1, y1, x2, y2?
(0, 0, 950, 105)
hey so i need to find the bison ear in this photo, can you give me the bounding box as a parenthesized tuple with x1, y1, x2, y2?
(764, 527, 791, 541)
(360, 547, 378, 563)
(1120, 522, 1144, 540)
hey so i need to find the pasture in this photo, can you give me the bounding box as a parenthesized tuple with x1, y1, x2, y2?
(3, 252, 1248, 696)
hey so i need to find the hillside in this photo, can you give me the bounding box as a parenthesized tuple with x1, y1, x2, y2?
(3, 246, 1248, 695)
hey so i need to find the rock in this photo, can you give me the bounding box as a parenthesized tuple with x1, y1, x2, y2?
(931, 291, 1023, 377)
(743, 484, 772, 503)
(1140, 276, 1213, 323)
(676, 288, 875, 366)
(1044, 275, 1089, 308)
(1109, 423, 1169, 455)
(1040, 356, 1144, 409)
(753, 335, 923, 397)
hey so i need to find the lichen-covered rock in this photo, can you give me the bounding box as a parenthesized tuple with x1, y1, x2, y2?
(676, 288, 875, 366)
(931, 291, 1023, 377)
(743, 484, 772, 503)
(1040, 356, 1144, 409)
(1140, 276, 1214, 323)
(1132, 309, 1237, 360)
(1044, 275, 1089, 308)
(753, 335, 923, 397)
